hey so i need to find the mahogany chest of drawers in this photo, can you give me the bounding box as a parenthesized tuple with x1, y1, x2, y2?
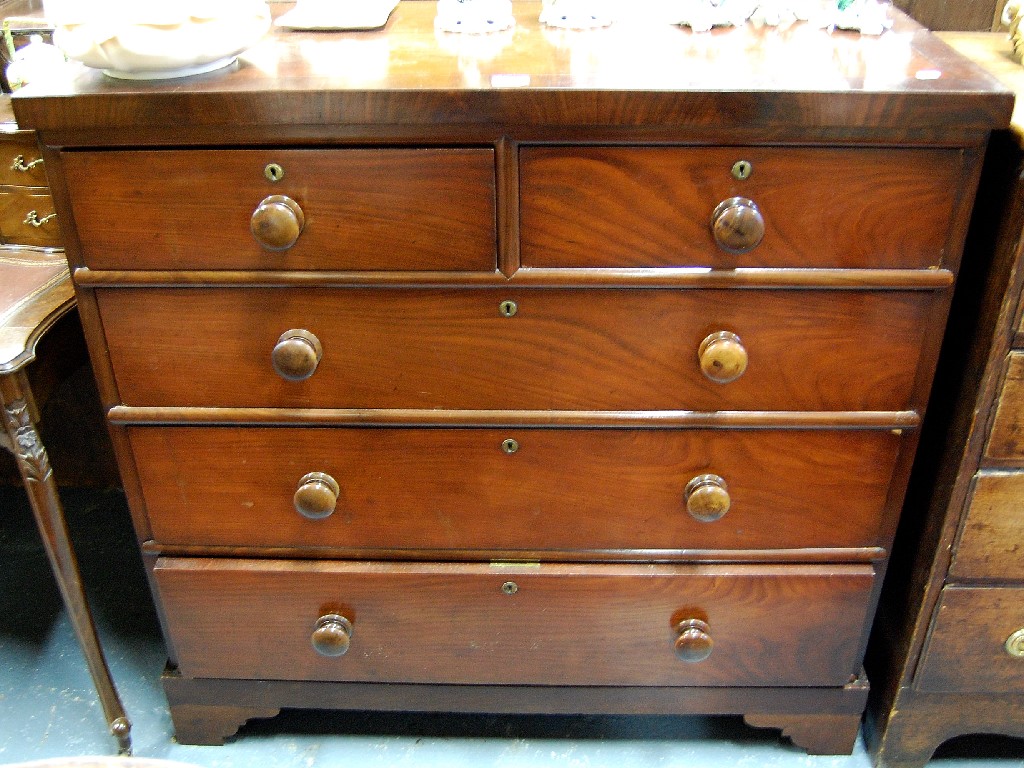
(13, 3, 1011, 752)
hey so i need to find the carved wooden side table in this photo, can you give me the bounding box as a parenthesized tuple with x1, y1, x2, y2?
(0, 95, 131, 754)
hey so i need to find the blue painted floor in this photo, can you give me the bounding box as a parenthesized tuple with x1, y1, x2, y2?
(2, 486, 1023, 767)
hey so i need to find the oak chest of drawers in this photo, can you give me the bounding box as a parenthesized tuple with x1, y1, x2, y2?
(13, 2, 1012, 752)
(864, 33, 1024, 767)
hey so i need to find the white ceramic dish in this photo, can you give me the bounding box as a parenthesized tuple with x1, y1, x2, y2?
(45, 0, 271, 79)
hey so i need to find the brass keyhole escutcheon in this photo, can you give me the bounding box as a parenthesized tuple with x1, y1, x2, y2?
(731, 160, 753, 181)
(499, 300, 518, 318)
(501, 581, 519, 595)
(264, 163, 285, 182)
(501, 438, 520, 454)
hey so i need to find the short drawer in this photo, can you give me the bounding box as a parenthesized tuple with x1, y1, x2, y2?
(986, 352, 1024, 462)
(0, 188, 61, 248)
(96, 287, 932, 411)
(154, 558, 874, 687)
(61, 149, 496, 271)
(0, 132, 49, 187)
(520, 146, 966, 269)
(950, 472, 1024, 580)
(129, 426, 902, 552)
(917, 586, 1024, 693)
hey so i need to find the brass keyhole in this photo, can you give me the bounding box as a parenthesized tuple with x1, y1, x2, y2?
(499, 300, 518, 318)
(731, 160, 753, 181)
(501, 581, 519, 595)
(264, 163, 285, 183)
(501, 438, 519, 454)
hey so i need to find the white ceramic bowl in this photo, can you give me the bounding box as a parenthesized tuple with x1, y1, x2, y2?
(45, 0, 271, 79)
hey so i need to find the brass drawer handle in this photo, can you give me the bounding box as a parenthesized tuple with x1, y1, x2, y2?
(311, 614, 352, 657)
(684, 474, 730, 522)
(698, 331, 747, 384)
(711, 196, 764, 254)
(1005, 628, 1024, 658)
(272, 329, 322, 381)
(23, 210, 56, 228)
(11, 154, 43, 173)
(674, 618, 713, 662)
(251, 194, 305, 251)
(294, 472, 340, 520)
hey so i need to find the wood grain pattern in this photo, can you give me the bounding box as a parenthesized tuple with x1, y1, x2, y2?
(128, 426, 903, 552)
(520, 146, 965, 269)
(154, 558, 874, 687)
(11, 3, 1013, 137)
(95, 287, 934, 411)
(916, 586, 1024, 692)
(949, 472, 1024, 579)
(161, 669, 870, 746)
(61, 149, 497, 272)
(985, 352, 1024, 460)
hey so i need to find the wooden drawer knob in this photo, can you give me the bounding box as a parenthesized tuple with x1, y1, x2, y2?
(311, 614, 352, 657)
(294, 472, 341, 520)
(698, 331, 747, 384)
(251, 194, 305, 251)
(272, 329, 322, 381)
(674, 618, 713, 662)
(711, 196, 764, 254)
(684, 474, 730, 522)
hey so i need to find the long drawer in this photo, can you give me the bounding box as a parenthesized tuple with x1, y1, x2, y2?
(96, 287, 932, 411)
(520, 146, 967, 269)
(130, 426, 903, 552)
(155, 558, 874, 687)
(61, 149, 497, 272)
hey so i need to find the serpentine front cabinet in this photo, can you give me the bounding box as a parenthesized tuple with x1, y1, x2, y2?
(12, 2, 1012, 752)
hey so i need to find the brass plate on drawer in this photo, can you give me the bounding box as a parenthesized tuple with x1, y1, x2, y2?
(62, 148, 497, 272)
(154, 558, 874, 687)
(96, 287, 932, 412)
(129, 426, 903, 552)
(520, 146, 964, 269)
(917, 586, 1024, 693)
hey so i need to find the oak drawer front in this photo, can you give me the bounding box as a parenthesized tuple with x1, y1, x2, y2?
(97, 287, 930, 411)
(917, 587, 1024, 693)
(155, 558, 874, 687)
(130, 426, 902, 552)
(61, 149, 497, 271)
(520, 146, 965, 269)
(0, 188, 60, 248)
(949, 473, 1024, 580)
(986, 352, 1024, 462)
(0, 132, 48, 187)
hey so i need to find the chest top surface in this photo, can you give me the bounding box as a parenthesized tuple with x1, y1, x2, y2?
(8, 1, 1014, 141)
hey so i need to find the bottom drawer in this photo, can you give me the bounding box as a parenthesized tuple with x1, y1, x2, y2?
(917, 586, 1024, 693)
(155, 558, 874, 687)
